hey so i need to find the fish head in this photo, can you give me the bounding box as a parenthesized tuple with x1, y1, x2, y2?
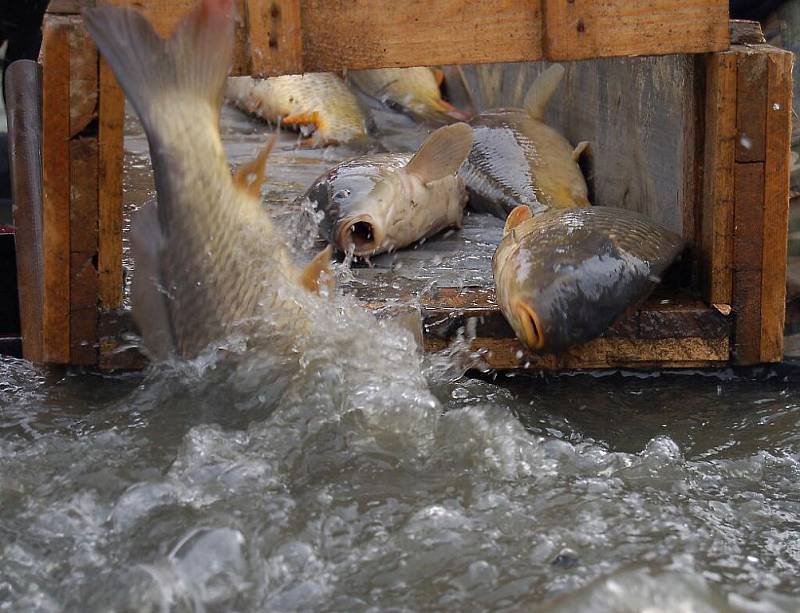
(305, 156, 406, 256)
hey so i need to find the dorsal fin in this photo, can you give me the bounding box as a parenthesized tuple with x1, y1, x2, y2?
(503, 205, 533, 237)
(234, 135, 276, 198)
(523, 64, 565, 120)
(299, 245, 335, 296)
(404, 122, 473, 184)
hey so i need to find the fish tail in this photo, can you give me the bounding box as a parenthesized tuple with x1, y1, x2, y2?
(83, 0, 234, 133)
(523, 64, 565, 121)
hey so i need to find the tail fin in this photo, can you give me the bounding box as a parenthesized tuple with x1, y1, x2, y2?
(83, 0, 234, 130)
(523, 64, 565, 120)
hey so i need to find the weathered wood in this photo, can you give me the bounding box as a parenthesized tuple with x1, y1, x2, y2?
(68, 18, 97, 138)
(542, 0, 729, 61)
(736, 50, 768, 162)
(245, 0, 303, 76)
(729, 19, 765, 45)
(5, 60, 46, 362)
(70, 252, 99, 311)
(69, 137, 99, 254)
(760, 49, 793, 362)
(40, 16, 72, 363)
(301, 0, 543, 71)
(98, 58, 125, 310)
(70, 308, 98, 365)
(732, 162, 765, 363)
(70, 251, 99, 365)
(701, 51, 737, 306)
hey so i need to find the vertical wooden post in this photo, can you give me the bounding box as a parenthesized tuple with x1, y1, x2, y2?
(245, 0, 303, 76)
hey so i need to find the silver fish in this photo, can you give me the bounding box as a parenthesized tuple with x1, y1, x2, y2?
(300, 123, 473, 256)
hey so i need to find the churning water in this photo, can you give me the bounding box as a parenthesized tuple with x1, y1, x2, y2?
(3, 101, 800, 612)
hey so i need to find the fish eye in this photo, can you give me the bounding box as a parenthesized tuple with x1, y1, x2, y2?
(333, 189, 351, 201)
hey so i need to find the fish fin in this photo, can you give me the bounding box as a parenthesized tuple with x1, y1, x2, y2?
(503, 205, 533, 237)
(572, 140, 590, 161)
(523, 64, 565, 120)
(404, 122, 474, 184)
(233, 134, 277, 198)
(432, 67, 445, 87)
(83, 0, 234, 133)
(283, 111, 321, 127)
(130, 202, 176, 360)
(299, 245, 335, 296)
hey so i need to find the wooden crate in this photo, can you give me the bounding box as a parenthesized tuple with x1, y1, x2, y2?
(17, 1, 795, 370)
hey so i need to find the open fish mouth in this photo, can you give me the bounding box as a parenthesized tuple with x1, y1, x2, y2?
(336, 214, 384, 256)
(513, 299, 545, 351)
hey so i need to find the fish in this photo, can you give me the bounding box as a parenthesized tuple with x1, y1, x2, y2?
(84, 0, 334, 360)
(299, 122, 474, 257)
(348, 66, 470, 125)
(225, 73, 370, 147)
(460, 64, 590, 218)
(493, 205, 685, 353)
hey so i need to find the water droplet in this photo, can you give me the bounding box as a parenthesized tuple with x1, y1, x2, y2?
(772, 103, 781, 111)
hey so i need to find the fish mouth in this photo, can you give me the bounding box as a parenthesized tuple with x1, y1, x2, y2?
(513, 299, 545, 351)
(336, 215, 384, 256)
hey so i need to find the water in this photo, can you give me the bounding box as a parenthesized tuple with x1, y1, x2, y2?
(4, 96, 800, 612)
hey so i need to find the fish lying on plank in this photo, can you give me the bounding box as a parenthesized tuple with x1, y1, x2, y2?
(84, 0, 334, 360)
(226, 73, 370, 147)
(299, 122, 473, 257)
(460, 64, 590, 218)
(493, 206, 685, 353)
(348, 67, 470, 125)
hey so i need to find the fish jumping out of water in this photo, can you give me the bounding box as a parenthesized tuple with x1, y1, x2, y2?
(299, 122, 473, 257)
(348, 67, 470, 125)
(460, 64, 590, 218)
(493, 206, 685, 353)
(226, 73, 370, 147)
(84, 0, 334, 360)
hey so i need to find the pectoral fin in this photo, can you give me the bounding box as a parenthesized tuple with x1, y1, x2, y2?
(299, 245, 335, 296)
(431, 67, 445, 87)
(282, 111, 321, 128)
(404, 122, 474, 184)
(523, 64, 565, 121)
(233, 135, 276, 198)
(503, 205, 533, 237)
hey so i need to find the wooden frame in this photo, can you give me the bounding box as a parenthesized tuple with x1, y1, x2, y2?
(19, 1, 795, 370)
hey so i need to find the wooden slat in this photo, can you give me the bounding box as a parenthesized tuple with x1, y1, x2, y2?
(735, 50, 768, 162)
(68, 18, 98, 138)
(760, 49, 793, 362)
(732, 162, 765, 363)
(300, 0, 543, 72)
(40, 16, 72, 363)
(701, 51, 737, 306)
(97, 59, 125, 310)
(69, 137, 99, 254)
(245, 0, 303, 76)
(70, 252, 99, 364)
(542, 0, 729, 61)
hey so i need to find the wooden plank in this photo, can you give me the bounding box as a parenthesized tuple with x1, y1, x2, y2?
(98, 58, 125, 310)
(301, 0, 543, 71)
(760, 49, 793, 362)
(40, 16, 72, 363)
(71, 308, 98, 365)
(70, 251, 99, 365)
(70, 252, 99, 311)
(5, 60, 46, 362)
(245, 0, 303, 76)
(701, 51, 737, 306)
(69, 137, 99, 254)
(736, 50, 768, 162)
(542, 0, 729, 61)
(68, 17, 98, 138)
(732, 162, 765, 363)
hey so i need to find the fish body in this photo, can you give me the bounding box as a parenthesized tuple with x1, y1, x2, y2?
(226, 73, 370, 146)
(493, 206, 685, 353)
(84, 0, 332, 360)
(301, 123, 474, 256)
(348, 67, 470, 125)
(460, 64, 590, 218)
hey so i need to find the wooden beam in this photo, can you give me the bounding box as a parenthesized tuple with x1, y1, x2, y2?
(245, 0, 303, 76)
(40, 16, 72, 363)
(97, 58, 125, 310)
(68, 18, 98, 138)
(735, 51, 768, 162)
(760, 49, 793, 362)
(701, 51, 737, 306)
(542, 0, 729, 61)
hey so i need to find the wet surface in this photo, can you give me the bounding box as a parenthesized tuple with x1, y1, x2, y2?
(3, 98, 800, 612)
